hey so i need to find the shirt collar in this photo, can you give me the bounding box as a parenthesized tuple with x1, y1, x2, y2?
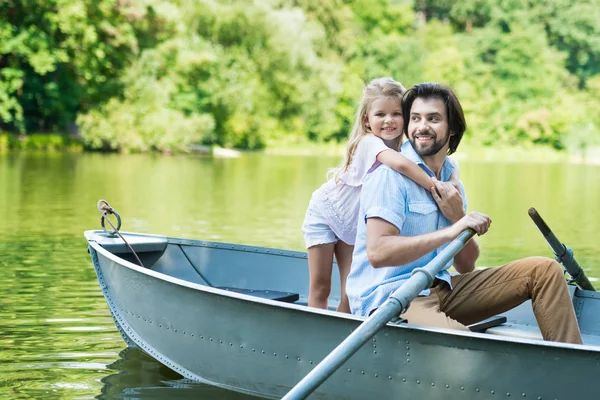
(400, 141, 455, 181)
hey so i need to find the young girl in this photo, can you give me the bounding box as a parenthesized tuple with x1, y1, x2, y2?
(302, 77, 460, 313)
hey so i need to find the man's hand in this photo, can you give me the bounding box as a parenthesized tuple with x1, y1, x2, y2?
(431, 179, 465, 223)
(454, 212, 492, 236)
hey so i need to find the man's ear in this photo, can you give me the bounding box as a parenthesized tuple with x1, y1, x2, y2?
(449, 130, 455, 136)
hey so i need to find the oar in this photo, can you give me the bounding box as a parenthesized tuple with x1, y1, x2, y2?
(528, 207, 595, 291)
(283, 229, 476, 400)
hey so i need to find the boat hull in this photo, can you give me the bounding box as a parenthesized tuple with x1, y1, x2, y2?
(87, 236, 600, 399)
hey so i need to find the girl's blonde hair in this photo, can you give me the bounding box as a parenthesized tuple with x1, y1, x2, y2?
(329, 77, 406, 181)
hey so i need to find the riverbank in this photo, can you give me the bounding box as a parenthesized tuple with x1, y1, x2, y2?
(0, 134, 244, 158)
(264, 139, 600, 165)
(0, 133, 84, 152)
(2, 133, 600, 164)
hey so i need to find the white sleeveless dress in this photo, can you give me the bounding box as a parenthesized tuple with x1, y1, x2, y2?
(302, 135, 390, 247)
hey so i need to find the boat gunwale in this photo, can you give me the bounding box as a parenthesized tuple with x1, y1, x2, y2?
(85, 230, 600, 353)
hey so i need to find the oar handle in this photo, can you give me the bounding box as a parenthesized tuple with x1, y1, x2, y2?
(528, 207, 566, 256)
(528, 207, 553, 239)
(528, 207, 595, 291)
(282, 229, 475, 400)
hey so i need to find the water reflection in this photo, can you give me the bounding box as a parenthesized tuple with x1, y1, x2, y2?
(100, 348, 258, 399)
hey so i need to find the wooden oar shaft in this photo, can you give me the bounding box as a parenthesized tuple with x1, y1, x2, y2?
(528, 208, 564, 254)
(528, 207, 595, 291)
(283, 229, 475, 400)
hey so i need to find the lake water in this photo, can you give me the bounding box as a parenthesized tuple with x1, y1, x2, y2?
(1, 151, 599, 399)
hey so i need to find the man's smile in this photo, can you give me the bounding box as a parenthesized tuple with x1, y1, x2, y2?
(414, 133, 435, 142)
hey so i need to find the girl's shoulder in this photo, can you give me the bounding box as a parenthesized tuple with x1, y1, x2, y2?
(355, 134, 385, 154)
(358, 134, 384, 146)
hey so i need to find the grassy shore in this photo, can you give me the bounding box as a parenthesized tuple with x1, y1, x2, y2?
(264, 138, 600, 164)
(0, 133, 84, 152)
(2, 133, 599, 164)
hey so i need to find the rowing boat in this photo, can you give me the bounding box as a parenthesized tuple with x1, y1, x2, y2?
(85, 229, 600, 399)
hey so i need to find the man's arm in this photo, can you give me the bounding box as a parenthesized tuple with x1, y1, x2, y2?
(452, 238, 480, 274)
(366, 213, 489, 268)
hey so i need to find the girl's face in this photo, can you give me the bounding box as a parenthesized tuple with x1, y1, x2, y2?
(365, 96, 404, 143)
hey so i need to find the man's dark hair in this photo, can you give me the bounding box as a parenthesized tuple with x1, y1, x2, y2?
(402, 82, 466, 155)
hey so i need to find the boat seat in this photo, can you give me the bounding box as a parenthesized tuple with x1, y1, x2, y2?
(391, 315, 507, 333)
(217, 287, 300, 303)
(468, 315, 507, 333)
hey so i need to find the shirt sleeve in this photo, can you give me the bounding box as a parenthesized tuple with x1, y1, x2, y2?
(360, 166, 407, 232)
(346, 135, 391, 185)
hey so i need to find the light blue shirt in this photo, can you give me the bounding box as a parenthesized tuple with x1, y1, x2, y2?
(346, 141, 467, 316)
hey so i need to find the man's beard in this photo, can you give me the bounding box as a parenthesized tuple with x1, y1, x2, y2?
(409, 130, 451, 157)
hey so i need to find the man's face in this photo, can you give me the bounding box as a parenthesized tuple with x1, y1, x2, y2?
(407, 97, 452, 157)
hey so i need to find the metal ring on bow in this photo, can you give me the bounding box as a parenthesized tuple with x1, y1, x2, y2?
(98, 199, 122, 234)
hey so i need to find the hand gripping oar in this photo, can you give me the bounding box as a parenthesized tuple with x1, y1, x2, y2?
(528, 207, 595, 291)
(282, 229, 476, 400)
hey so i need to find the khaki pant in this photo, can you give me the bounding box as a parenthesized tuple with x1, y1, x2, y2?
(400, 256, 583, 344)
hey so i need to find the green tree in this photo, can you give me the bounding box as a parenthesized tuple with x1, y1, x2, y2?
(0, 0, 159, 133)
(450, 0, 600, 86)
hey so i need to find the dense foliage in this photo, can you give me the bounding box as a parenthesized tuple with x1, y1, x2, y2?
(1, 0, 599, 153)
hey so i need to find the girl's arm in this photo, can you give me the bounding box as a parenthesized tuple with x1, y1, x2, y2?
(376, 149, 434, 191)
(447, 156, 460, 185)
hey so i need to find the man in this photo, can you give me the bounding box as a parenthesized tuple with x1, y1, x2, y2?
(345, 82, 582, 344)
